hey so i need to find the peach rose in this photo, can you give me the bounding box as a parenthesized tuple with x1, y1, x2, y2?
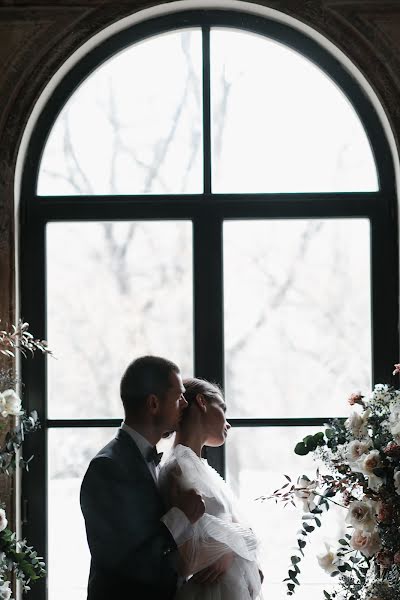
(348, 392, 364, 407)
(350, 529, 381, 557)
(346, 440, 371, 463)
(360, 450, 383, 490)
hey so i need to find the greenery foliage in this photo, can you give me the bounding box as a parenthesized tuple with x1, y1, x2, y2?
(265, 377, 400, 600)
(0, 320, 50, 598)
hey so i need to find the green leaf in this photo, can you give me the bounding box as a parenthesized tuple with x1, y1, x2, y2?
(291, 556, 301, 564)
(288, 571, 300, 585)
(294, 442, 308, 456)
(304, 436, 317, 451)
(313, 432, 325, 445)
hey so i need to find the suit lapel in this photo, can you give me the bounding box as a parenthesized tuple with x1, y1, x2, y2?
(115, 428, 158, 490)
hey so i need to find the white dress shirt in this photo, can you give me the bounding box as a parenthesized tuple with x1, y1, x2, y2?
(120, 422, 193, 546)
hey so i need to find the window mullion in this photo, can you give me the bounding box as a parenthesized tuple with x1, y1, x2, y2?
(193, 211, 225, 475)
(202, 25, 212, 194)
(370, 199, 399, 383)
(20, 214, 47, 600)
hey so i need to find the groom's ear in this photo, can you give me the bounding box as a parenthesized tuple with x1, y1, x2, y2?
(195, 393, 207, 413)
(146, 393, 160, 414)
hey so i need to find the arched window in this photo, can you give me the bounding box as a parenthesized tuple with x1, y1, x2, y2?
(20, 10, 398, 600)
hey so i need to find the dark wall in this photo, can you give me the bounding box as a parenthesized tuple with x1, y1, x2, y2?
(1, 0, 400, 509)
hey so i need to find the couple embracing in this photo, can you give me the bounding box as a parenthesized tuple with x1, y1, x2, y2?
(80, 356, 263, 600)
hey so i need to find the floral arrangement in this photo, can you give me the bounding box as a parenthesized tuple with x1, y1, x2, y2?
(0, 321, 50, 598)
(269, 366, 400, 600)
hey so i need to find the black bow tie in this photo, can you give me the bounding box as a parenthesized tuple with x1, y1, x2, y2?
(147, 446, 163, 466)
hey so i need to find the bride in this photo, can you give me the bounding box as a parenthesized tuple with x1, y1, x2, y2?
(159, 378, 263, 600)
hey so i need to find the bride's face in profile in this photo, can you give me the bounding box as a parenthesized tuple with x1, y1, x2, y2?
(204, 394, 231, 447)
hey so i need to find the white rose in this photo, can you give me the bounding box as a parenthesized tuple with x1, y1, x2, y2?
(394, 470, 400, 495)
(2, 390, 23, 417)
(346, 439, 371, 463)
(350, 529, 381, 557)
(317, 544, 338, 574)
(359, 450, 383, 491)
(294, 477, 317, 511)
(0, 394, 6, 418)
(0, 509, 7, 533)
(345, 499, 377, 532)
(388, 403, 400, 441)
(345, 410, 370, 439)
(0, 579, 11, 600)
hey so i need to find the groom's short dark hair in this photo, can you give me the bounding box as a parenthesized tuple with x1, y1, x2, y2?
(120, 355, 180, 414)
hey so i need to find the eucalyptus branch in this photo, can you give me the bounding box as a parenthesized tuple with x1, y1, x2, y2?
(0, 320, 50, 359)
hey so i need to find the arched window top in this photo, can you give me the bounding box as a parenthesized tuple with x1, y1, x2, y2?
(37, 20, 378, 196)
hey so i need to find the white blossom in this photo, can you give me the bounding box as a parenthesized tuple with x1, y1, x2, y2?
(317, 544, 338, 574)
(0, 579, 11, 600)
(394, 470, 400, 495)
(0, 390, 23, 418)
(345, 410, 370, 439)
(369, 384, 392, 404)
(0, 509, 8, 533)
(387, 402, 400, 442)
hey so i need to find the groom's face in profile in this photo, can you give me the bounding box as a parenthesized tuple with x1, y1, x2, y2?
(158, 371, 188, 434)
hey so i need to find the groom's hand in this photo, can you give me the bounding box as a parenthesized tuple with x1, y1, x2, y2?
(190, 552, 234, 584)
(169, 472, 205, 523)
(175, 488, 206, 524)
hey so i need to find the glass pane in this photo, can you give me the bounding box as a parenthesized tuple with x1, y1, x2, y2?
(224, 219, 371, 417)
(48, 428, 114, 600)
(46, 221, 193, 418)
(211, 29, 378, 192)
(38, 30, 202, 195)
(226, 427, 342, 600)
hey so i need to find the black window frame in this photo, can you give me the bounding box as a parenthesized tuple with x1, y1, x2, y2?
(19, 10, 399, 600)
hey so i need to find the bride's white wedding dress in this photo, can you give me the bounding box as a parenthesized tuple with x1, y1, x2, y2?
(159, 444, 263, 600)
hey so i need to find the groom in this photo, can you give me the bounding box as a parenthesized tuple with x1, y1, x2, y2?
(80, 356, 206, 600)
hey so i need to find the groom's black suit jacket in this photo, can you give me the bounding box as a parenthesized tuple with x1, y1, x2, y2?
(80, 429, 178, 600)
